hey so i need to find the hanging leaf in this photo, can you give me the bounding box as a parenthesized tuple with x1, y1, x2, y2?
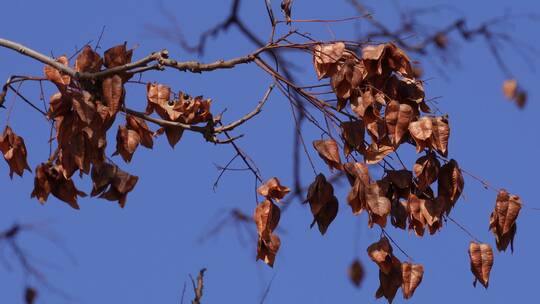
(43, 55, 71, 89)
(341, 120, 365, 155)
(468, 242, 494, 288)
(343, 162, 370, 186)
(31, 163, 86, 209)
(408, 117, 432, 153)
(365, 182, 391, 228)
(367, 237, 394, 275)
(489, 189, 522, 252)
(256, 233, 281, 267)
(113, 125, 141, 163)
(385, 100, 413, 146)
(103, 43, 133, 68)
(90, 162, 139, 208)
(364, 142, 394, 165)
(313, 139, 342, 170)
(431, 116, 450, 157)
(401, 262, 424, 299)
(280, 0, 292, 24)
(75, 45, 103, 73)
(437, 159, 464, 215)
(312, 42, 346, 79)
(413, 152, 440, 191)
(126, 115, 154, 149)
(407, 194, 426, 236)
(375, 256, 403, 303)
(102, 74, 124, 116)
(24, 287, 37, 304)
(0, 126, 31, 178)
(348, 259, 365, 288)
(254, 200, 281, 239)
(257, 177, 290, 202)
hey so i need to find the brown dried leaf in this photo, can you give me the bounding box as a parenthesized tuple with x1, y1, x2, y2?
(408, 117, 432, 153)
(103, 43, 133, 68)
(257, 233, 280, 267)
(385, 100, 413, 146)
(502, 79, 518, 100)
(0, 126, 31, 178)
(43, 55, 71, 89)
(343, 162, 370, 186)
(312, 42, 345, 79)
(312, 195, 338, 235)
(25, 287, 37, 304)
(313, 139, 342, 170)
(468, 242, 494, 288)
(401, 263, 424, 299)
(413, 152, 440, 191)
(75, 45, 102, 73)
(102, 75, 124, 116)
(91, 162, 138, 208)
(367, 237, 393, 275)
(438, 159, 464, 215)
(257, 177, 290, 202)
(431, 116, 450, 157)
(348, 259, 365, 288)
(31, 163, 86, 209)
(489, 189, 522, 252)
(281, 0, 292, 24)
(375, 256, 402, 303)
(113, 125, 141, 163)
(254, 200, 281, 239)
(364, 142, 394, 165)
(366, 182, 391, 228)
(347, 177, 367, 215)
(126, 115, 154, 149)
(407, 194, 426, 236)
(306, 174, 335, 222)
(341, 120, 365, 156)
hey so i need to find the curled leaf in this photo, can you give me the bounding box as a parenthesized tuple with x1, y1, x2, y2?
(75, 45, 102, 73)
(348, 259, 365, 288)
(468, 242, 494, 288)
(0, 126, 31, 178)
(254, 200, 281, 239)
(489, 189, 521, 252)
(401, 263, 424, 299)
(257, 177, 290, 202)
(313, 139, 342, 170)
(367, 237, 393, 275)
(438, 159, 464, 215)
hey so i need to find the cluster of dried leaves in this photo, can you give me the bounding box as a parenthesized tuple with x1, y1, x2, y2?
(307, 42, 524, 301)
(0, 44, 215, 209)
(254, 177, 290, 267)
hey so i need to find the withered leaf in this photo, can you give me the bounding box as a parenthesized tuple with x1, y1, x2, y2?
(362, 43, 413, 77)
(312, 42, 345, 79)
(43, 55, 71, 89)
(346, 168, 370, 215)
(113, 125, 141, 163)
(254, 200, 281, 239)
(313, 139, 342, 170)
(364, 142, 394, 165)
(375, 256, 402, 303)
(348, 259, 365, 288)
(102, 75, 124, 116)
(431, 116, 450, 157)
(257, 177, 290, 202)
(91, 162, 139, 208)
(0, 126, 31, 178)
(438, 159, 464, 215)
(75, 45, 102, 73)
(343, 162, 370, 186)
(281, 0, 292, 24)
(311, 195, 338, 235)
(502, 79, 518, 100)
(306, 174, 338, 234)
(31, 163, 86, 209)
(408, 117, 432, 153)
(489, 189, 522, 252)
(407, 194, 426, 237)
(468, 242, 494, 289)
(401, 262, 424, 299)
(257, 233, 280, 267)
(103, 43, 133, 68)
(367, 237, 393, 275)
(385, 100, 413, 146)
(413, 152, 440, 191)
(126, 115, 154, 149)
(341, 120, 365, 155)
(366, 182, 391, 228)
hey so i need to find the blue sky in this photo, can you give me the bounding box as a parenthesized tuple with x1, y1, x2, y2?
(1, 0, 539, 303)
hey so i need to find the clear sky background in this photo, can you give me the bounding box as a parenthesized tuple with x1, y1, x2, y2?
(1, 0, 539, 303)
